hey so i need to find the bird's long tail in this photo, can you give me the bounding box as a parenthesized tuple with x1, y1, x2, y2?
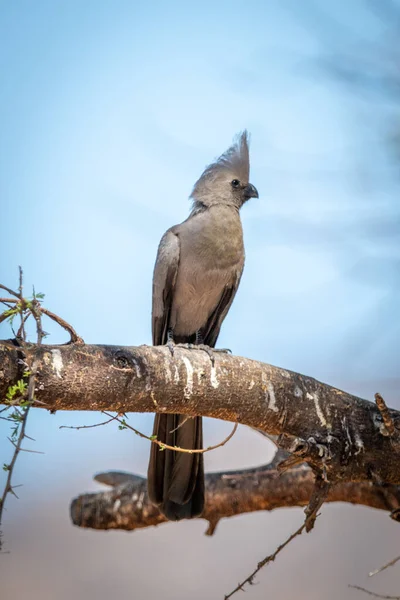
(147, 413, 204, 521)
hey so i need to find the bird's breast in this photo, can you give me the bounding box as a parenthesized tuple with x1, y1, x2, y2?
(170, 207, 244, 336)
(183, 207, 244, 270)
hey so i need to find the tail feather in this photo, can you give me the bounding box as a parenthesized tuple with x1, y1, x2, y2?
(148, 413, 204, 521)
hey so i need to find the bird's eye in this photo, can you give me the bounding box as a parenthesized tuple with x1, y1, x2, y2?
(231, 179, 240, 188)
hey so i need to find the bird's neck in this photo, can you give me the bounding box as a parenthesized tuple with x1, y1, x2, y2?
(190, 200, 240, 218)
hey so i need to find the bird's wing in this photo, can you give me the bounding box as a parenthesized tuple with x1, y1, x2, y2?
(152, 229, 181, 346)
(201, 268, 243, 348)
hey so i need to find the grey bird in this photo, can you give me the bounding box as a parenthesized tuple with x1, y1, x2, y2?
(147, 131, 258, 521)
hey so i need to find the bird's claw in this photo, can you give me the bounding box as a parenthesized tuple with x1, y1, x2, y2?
(175, 343, 195, 350)
(166, 339, 175, 356)
(168, 343, 231, 367)
(196, 344, 216, 366)
(176, 343, 229, 366)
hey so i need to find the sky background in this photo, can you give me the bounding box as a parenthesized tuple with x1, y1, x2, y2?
(1, 1, 400, 599)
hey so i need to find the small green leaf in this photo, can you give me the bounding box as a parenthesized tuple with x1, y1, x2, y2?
(16, 379, 27, 393)
(3, 464, 10, 472)
(149, 435, 157, 440)
(10, 411, 23, 422)
(3, 308, 18, 318)
(6, 384, 18, 400)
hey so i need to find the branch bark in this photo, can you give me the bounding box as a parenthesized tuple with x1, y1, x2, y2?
(1, 341, 400, 486)
(70, 461, 400, 534)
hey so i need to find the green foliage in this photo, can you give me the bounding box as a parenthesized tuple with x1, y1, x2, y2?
(3, 307, 19, 319)
(10, 425, 19, 441)
(5, 379, 28, 403)
(3, 306, 19, 326)
(0, 271, 46, 543)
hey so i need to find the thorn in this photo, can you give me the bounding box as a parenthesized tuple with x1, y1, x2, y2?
(166, 339, 175, 357)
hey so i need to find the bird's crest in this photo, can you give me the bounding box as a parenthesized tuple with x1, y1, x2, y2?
(190, 131, 250, 206)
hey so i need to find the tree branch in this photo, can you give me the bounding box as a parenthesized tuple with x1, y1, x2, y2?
(1, 341, 400, 485)
(70, 462, 400, 534)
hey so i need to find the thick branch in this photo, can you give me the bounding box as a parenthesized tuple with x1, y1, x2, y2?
(70, 463, 400, 534)
(1, 341, 400, 484)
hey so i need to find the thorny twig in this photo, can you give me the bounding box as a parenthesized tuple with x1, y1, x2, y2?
(224, 474, 330, 599)
(61, 409, 238, 454)
(103, 412, 238, 454)
(16, 314, 30, 339)
(40, 307, 83, 344)
(370, 555, 400, 577)
(0, 270, 83, 550)
(224, 522, 307, 599)
(0, 284, 19, 297)
(349, 585, 400, 599)
(0, 295, 83, 344)
(0, 268, 42, 548)
(0, 398, 30, 508)
(60, 414, 120, 431)
(7, 437, 44, 454)
(18, 269, 25, 340)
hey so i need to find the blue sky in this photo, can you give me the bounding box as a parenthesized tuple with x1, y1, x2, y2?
(1, 2, 399, 598)
(1, 0, 397, 381)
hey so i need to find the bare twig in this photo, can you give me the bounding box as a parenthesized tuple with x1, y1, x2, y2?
(304, 475, 331, 532)
(224, 521, 307, 599)
(224, 473, 329, 599)
(0, 288, 83, 345)
(18, 268, 26, 340)
(60, 414, 119, 430)
(16, 314, 30, 339)
(7, 437, 44, 454)
(370, 555, 400, 577)
(102, 411, 238, 454)
(349, 585, 400, 599)
(40, 307, 84, 344)
(0, 284, 19, 297)
(169, 415, 191, 433)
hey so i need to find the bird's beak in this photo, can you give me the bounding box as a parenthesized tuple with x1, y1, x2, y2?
(243, 183, 259, 200)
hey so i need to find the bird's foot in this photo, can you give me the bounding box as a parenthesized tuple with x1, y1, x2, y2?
(166, 338, 175, 357)
(175, 343, 231, 366)
(165, 340, 196, 357)
(174, 343, 195, 351)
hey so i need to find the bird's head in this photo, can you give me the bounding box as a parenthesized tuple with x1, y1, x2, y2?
(190, 130, 259, 211)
